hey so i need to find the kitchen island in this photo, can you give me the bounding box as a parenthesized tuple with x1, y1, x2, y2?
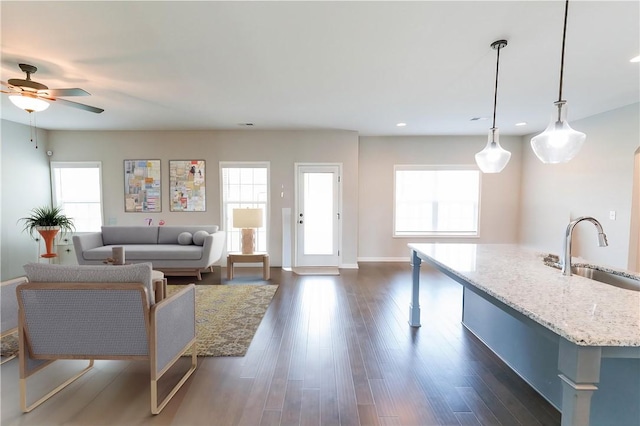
(408, 243, 640, 426)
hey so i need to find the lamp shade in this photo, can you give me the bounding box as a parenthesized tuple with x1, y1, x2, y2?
(475, 128, 511, 173)
(531, 101, 585, 164)
(233, 208, 263, 228)
(9, 94, 50, 112)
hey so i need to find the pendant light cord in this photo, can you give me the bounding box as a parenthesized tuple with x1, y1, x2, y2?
(558, 0, 569, 102)
(492, 44, 502, 129)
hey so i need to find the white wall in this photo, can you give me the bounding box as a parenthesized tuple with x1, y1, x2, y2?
(631, 147, 640, 271)
(47, 129, 359, 267)
(519, 103, 640, 270)
(358, 135, 523, 260)
(1, 120, 51, 280)
(4, 104, 637, 273)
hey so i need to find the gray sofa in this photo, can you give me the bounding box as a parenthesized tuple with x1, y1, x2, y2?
(73, 225, 225, 280)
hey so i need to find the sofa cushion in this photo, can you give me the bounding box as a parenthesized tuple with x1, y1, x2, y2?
(193, 230, 210, 246)
(178, 232, 193, 245)
(157, 225, 219, 244)
(102, 226, 159, 245)
(23, 262, 155, 305)
(83, 245, 204, 261)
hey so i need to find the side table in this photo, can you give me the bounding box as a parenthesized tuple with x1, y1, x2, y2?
(152, 270, 167, 302)
(227, 253, 270, 281)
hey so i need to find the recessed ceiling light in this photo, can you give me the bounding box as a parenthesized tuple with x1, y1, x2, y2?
(631, 55, 640, 63)
(470, 117, 489, 121)
(515, 122, 528, 126)
(396, 122, 407, 127)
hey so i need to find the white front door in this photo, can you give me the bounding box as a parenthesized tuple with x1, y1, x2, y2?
(295, 164, 341, 267)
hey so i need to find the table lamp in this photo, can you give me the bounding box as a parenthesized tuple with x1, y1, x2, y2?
(233, 208, 263, 254)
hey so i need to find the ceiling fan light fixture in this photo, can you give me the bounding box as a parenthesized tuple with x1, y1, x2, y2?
(475, 39, 511, 173)
(9, 93, 50, 113)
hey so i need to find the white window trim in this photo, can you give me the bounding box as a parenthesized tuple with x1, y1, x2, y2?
(50, 161, 104, 233)
(393, 164, 482, 238)
(219, 161, 271, 253)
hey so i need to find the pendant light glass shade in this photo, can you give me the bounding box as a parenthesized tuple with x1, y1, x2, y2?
(475, 128, 511, 173)
(475, 39, 510, 173)
(531, 101, 585, 163)
(531, 0, 585, 164)
(9, 94, 50, 112)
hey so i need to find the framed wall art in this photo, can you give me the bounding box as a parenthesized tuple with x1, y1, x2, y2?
(169, 160, 206, 212)
(124, 159, 161, 212)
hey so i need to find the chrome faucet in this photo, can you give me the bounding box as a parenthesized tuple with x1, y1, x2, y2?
(562, 216, 608, 276)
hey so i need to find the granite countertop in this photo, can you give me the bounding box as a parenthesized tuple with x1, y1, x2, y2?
(408, 243, 640, 347)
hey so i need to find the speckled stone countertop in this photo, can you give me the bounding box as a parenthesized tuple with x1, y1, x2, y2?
(409, 243, 640, 347)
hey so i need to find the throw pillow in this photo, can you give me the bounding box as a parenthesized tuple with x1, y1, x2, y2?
(177, 231, 193, 245)
(192, 230, 209, 246)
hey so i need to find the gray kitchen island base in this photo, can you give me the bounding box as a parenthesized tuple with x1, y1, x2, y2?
(409, 244, 640, 426)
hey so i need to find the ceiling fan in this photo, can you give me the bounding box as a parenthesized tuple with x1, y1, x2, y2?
(1, 63, 104, 113)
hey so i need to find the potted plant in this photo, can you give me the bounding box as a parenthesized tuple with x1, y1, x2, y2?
(19, 205, 75, 258)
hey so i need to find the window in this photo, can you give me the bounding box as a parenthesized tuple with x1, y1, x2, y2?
(394, 165, 480, 237)
(51, 162, 103, 232)
(220, 163, 269, 253)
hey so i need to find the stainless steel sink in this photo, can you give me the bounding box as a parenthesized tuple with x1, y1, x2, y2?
(543, 256, 640, 292)
(570, 266, 640, 292)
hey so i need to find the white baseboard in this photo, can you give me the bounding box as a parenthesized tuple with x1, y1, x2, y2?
(357, 257, 409, 263)
(339, 263, 359, 269)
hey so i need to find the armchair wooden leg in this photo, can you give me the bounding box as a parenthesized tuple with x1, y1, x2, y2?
(150, 340, 197, 415)
(20, 360, 94, 413)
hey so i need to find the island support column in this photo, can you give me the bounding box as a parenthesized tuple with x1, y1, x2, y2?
(409, 250, 421, 327)
(557, 338, 601, 426)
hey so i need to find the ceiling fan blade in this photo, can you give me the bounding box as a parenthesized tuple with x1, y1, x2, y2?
(1, 81, 21, 91)
(52, 97, 104, 114)
(39, 88, 90, 97)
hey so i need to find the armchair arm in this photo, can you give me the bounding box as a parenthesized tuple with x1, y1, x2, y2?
(150, 284, 196, 376)
(1, 276, 27, 336)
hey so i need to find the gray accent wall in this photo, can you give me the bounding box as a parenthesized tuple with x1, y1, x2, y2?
(1, 120, 51, 280)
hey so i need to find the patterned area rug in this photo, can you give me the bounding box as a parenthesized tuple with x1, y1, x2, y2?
(167, 284, 278, 357)
(0, 284, 278, 360)
(1, 332, 18, 361)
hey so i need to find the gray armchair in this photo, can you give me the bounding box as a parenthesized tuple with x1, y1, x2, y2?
(17, 262, 196, 414)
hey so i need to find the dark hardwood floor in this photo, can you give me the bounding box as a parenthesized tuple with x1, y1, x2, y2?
(1, 263, 560, 426)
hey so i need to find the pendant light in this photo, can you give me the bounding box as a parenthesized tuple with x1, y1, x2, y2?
(475, 40, 511, 173)
(530, 0, 585, 164)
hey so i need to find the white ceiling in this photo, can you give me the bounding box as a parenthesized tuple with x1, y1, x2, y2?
(1, 1, 638, 136)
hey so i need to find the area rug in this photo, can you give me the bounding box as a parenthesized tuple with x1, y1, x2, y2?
(293, 267, 340, 276)
(1, 332, 18, 361)
(167, 284, 278, 357)
(0, 284, 278, 360)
